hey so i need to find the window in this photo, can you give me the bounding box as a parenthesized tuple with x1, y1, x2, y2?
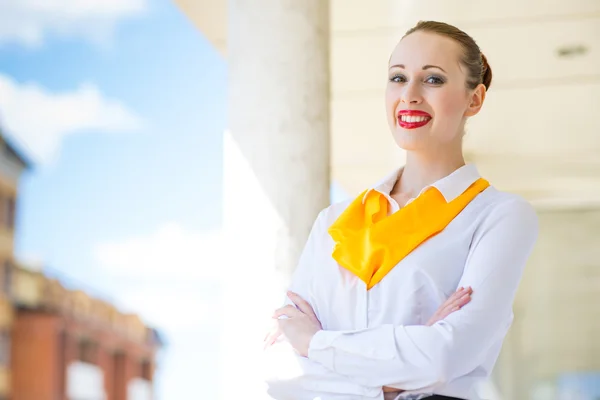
(78, 339, 97, 364)
(2, 261, 11, 295)
(6, 197, 14, 230)
(0, 330, 10, 366)
(0, 194, 5, 228)
(58, 331, 67, 395)
(141, 359, 152, 380)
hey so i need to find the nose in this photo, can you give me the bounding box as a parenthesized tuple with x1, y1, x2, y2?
(400, 81, 423, 104)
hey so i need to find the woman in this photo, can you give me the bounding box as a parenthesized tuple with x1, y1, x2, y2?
(263, 20, 538, 400)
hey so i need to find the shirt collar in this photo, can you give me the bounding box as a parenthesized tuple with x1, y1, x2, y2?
(362, 163, 481, 204)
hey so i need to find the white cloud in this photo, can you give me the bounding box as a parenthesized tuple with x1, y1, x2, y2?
(0, 73, 143, 164)
(93, 223, 226, 333)
(116, 287, 214, 332)
(93, 223, 226, 282)
(15, 252, 45, 272)
(0, 0, 147, 47)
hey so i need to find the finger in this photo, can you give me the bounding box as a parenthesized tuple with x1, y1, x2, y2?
(273, 305, 301, 319)
(264, 334, 276, 349)
(263, 323, 279, 342)
(443, 287, 472, 308)
(450, 290, 472, 306)
(438, 292, 471, 317)
(287, 291, 316, 318)
(428, 290, 472, 326)
(441, 293, 472, 316)
(446, 292, 471, 312)
(449, 286, 471, 301)
(263, 328, 282, 349)
(456, 290, 472, 306)
(440, 288, 465, 308)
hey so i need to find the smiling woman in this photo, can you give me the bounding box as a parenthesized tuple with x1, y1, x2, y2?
(263, 20, 538, 400)
(385, 21, 492, 154)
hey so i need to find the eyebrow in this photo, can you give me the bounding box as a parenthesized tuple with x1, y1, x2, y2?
(389, 64, 447, 73)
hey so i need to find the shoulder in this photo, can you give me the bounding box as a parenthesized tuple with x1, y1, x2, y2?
(315, 198, 354, 227)
(481, 187, 537, 217)
(475, 186, 539, 238)
(306, 197, 356, 239)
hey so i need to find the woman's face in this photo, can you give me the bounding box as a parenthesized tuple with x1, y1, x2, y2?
(385, 31, 482, 154)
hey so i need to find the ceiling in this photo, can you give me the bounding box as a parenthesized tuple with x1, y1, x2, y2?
(174, 0, 600, 208)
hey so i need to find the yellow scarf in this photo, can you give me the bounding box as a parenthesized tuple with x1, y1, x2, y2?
(328, 178, 490, 289)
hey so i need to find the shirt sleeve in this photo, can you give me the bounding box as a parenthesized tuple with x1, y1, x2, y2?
(264, 207, 383, 398)
(281, 209, 323, 312)
(307, 198, 539, 391)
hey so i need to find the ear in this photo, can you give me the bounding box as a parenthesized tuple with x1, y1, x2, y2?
(465, 83, 486, 117)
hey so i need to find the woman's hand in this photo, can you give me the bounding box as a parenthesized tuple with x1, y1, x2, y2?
(426, 286, 472, 326)
(264, 291, 322, 357)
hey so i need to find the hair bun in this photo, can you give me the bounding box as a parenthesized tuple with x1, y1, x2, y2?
(481, 53, 493, 90)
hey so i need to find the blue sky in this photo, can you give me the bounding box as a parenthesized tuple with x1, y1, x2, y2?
(0, 0, 226, 398)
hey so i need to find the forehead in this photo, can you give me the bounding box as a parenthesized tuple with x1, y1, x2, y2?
(389, 31, 463, 72)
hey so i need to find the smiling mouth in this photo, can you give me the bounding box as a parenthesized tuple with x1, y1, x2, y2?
(398, 115, 430, 123)
(397, 112, 432, 129)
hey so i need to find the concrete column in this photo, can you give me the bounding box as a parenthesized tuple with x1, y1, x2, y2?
(221, 0, 330, 398)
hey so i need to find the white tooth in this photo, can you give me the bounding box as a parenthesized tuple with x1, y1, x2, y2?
(409, 116, 416, 123)
(417, 116, 425, 122)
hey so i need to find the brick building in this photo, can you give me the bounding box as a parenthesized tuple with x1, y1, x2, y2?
(10, 268, 163, 400)
(0, 128, 162, 400)
(0, 128, 31, 398)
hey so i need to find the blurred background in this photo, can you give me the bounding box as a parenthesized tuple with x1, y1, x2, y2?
(0, 0, 598, 399)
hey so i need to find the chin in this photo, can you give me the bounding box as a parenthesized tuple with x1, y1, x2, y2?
(391, 131, 429, 152)
(392, 139, 426, 153)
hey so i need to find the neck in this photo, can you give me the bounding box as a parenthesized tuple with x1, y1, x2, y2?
(393, 148, 466, 198)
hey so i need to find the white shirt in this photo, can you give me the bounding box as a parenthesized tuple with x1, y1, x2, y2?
(263, 164, 539, 400)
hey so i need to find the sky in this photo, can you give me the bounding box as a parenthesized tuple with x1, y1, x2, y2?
(0, 0, 227, 398)
(0, 1, 353, 398)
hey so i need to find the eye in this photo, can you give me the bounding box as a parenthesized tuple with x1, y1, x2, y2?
(389, 74, 407, 83)
(425, 75, 445, 85)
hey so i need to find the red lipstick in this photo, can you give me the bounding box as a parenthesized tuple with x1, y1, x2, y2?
(397, 110, 432, 129)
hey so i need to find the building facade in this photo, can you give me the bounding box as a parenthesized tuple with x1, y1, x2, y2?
(10, 268, 161, 400)
(0, 129, 161, 400)
(0, 130, 30, 399)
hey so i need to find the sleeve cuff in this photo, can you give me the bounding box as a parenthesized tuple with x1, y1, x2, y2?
(307, 330, 341, 370)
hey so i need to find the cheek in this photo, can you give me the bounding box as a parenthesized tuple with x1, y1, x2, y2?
(434, 89, 467, 120)
(385, 86, 399, 121)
